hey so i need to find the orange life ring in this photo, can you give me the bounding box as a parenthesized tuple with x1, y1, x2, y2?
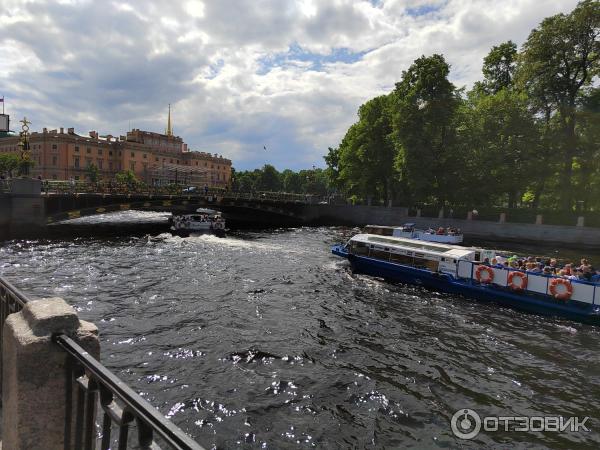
(508, 271, 528, 291)
(475, 265, 494, 284)
(549, 278, 573, 300)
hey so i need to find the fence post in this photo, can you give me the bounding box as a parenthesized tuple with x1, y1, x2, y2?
(577, 216, 585, 227)
(2, 297, 99, 450)
(499, 212, 506, 223)
(536, 214, 543, 225)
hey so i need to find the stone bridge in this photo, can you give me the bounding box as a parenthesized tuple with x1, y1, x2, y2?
(1, 179, 335, 237)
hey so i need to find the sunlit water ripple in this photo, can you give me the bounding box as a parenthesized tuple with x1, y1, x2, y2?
(1, 214, 599, 449)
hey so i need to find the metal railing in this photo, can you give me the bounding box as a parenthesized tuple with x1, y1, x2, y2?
(0, 277, 204, 450)
(55, 335, 203, 450)
(39, 180, 326, 204)
(0, 276, 29, 356)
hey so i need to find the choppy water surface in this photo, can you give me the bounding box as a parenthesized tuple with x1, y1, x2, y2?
(1, 214, 600, 449)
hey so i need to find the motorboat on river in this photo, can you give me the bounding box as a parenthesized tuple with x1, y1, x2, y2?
(365, 223, 463, 244)
(170, 208, 226, 237)
(332, 234, 600, 325)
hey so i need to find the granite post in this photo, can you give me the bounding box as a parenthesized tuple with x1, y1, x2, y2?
(2, 298, 99, 450)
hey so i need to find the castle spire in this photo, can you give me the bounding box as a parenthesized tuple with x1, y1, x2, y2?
(166, 103, 173, 136)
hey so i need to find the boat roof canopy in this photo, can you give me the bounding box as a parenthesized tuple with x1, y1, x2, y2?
(350, 234, 476, 259)
(195, 208, 219, 214)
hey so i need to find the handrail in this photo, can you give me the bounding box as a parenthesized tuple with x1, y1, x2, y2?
(0, 277, 204, 449)
(55, 334, 204, 450)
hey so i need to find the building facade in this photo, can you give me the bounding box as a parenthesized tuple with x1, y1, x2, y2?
(0, 114, 231, 188)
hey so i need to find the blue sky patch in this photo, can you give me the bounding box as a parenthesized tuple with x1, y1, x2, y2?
(258, 44, 367, 74)
(406, 3, 444, 17)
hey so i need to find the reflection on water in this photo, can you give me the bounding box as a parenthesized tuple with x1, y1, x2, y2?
(1, 214, 599, 449)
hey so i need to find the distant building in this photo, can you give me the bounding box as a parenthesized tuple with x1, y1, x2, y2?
(0, 107, 232, 187)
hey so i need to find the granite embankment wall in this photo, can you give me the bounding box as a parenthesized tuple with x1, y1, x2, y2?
(306, 205, 600, 248)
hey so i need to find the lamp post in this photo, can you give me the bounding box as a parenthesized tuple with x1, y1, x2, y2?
(17, 117, 31, 177)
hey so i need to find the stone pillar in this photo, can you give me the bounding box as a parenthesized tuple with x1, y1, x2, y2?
(536, 214, 543, 225)
(577, 216, 585, 227)
(467, 211, 473, 220)
(499, 212, 506, 223)
(416, 208, 421, 218)
(3, 298, 99, 450)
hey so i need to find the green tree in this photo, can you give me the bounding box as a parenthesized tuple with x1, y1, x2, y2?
(0, 154, 21, 178)
(86, 163, 99, 183)
(257, 164, 282, 191)
(517, 0, 600, 210)
(481, 41, 518, 93)
(115, 170, 139, 187)
(391, 54, 461, 206)
(336, 95, 396, 203)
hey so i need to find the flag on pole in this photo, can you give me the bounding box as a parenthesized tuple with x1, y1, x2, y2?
(0, 97, 4, 102)
(263, 145, 267, 150)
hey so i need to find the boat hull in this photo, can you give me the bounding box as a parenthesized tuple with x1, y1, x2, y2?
(336, 249, 600, 325)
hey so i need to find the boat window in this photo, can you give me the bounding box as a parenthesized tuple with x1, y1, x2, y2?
(370, 249, 389, 261)
(390, 254, 413, 265)
(351, 242, 369, 256)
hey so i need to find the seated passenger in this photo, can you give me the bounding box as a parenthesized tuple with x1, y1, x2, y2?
(542, 266, 553, 276)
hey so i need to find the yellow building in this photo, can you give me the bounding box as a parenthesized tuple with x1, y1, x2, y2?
(0, 108, 232, 187)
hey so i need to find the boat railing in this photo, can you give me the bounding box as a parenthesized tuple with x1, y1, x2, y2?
(457, 260, 600, 305)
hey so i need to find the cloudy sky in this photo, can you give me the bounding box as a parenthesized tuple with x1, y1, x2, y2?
(0, 0, 580, 170)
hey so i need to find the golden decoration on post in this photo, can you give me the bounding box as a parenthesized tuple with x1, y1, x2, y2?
(17, 117, 32, 176)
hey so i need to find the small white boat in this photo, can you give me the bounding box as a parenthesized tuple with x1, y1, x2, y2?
(170, 208, 226, 237)
(364, 223, 463, 244)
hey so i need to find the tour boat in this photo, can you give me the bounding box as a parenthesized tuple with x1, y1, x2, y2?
(170, 208, 226, 237)
(364, 223, 463, 244)
(332, 234, 600, 325)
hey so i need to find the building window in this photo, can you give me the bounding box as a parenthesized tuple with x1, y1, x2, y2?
(109, 150, 113, 156)
(98, 148, 103, 156)
(143, 154, 147, 159)
(205, 162, 207, 167)
(86, 158, 92, 167)
(169, 159, 173, 163)
(52, 156, 57, 166)
(97, 159, 103, 169)
(52, 144, 57, 150)
(155, 157, 159, 162)
(195, 162, 198, 166)
(87, 147, 91, 154)
(109, 161, 113, 171)
(74, 157, 80, 169)
(74, 176, 80, 181)
(129, 161, 135, 170)
(75, 146, 79, 152)
(176, 160, 179, 164)
(131, 152, 135, 158)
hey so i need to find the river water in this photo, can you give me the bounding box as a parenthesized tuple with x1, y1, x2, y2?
(1, 212, 599, 449)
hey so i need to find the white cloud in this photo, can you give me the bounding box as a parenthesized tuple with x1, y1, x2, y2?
(0, 0, 582, 170)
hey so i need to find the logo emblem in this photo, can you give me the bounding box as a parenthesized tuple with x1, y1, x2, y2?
(451, 409, 481, 440)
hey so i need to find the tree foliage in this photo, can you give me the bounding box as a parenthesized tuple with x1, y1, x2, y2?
(324, 0, 600, 212)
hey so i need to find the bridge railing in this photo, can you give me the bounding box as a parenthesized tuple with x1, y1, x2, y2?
(0, 276, 204, 450)
(42, 181, 324, 204)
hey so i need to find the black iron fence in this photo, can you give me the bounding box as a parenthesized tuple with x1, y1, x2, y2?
(0, 277, 204, 450)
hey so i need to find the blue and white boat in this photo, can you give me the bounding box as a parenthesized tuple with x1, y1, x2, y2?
(332, 234, 600, 325)
(365, 223, 464, 244)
